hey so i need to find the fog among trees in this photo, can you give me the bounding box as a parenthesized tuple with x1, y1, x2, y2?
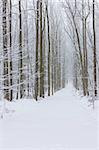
(0, 0, 99, 102)
(0, 0, 99, 149)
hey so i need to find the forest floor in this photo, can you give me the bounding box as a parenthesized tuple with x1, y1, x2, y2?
(0, 84, 99, 150)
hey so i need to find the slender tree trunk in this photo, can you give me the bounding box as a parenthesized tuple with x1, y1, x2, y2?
(35, 0, 39, 100)
(46, 4, 51, 96)
(84, 18, 89, 95)
(9, 0, 13, 101)
(19, 0, 24, 99)
(3, 0, 9, 100)
(51, 38, 54, 95)
(25, 0, 29, 97)
(82, 0, 87, 96)
(93, 0, 97, 96)
(62, 49, 66, 88)
(42, 11, 46, 98)
(40, 0, 44, 98)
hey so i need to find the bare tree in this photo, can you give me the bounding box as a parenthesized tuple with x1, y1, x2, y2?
(9, 0, 13, 101)
(46, 2, 51, 96)
(3, 0, 9, 100)
(35, 0, 39, 100)
(93, 0, 97, 97)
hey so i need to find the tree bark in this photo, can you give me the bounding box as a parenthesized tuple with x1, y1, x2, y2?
(35, 0, 39, 100)
(3, 0, 9, 100)
(46, 3, 51, 96)
(93, 0, 97, 96)
(9, 0, 13, 101)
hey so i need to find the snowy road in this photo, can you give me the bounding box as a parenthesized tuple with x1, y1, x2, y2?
(0, 84, 98, 150)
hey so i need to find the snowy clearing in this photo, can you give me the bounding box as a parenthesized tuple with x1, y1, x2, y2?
(0, 84, 99, 150)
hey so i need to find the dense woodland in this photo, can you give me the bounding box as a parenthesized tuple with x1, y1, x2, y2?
(0, 0, 99, 102)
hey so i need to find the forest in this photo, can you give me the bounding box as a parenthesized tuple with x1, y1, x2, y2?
(0, 0, 99, 101)
(0, 0, 99, 149)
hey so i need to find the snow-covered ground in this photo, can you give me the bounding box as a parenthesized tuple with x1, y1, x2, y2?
(0, 84, 99, 150)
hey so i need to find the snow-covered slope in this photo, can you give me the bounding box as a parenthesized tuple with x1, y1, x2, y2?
(0, 84, 98, 150)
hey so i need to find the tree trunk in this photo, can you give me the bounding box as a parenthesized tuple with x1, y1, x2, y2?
(40, 0, 44, 98)
(93, 0, 97, 96)
(9, 0, 13, 101)
(19, 0, 24, 99)
(46, 4, 51, 96)
(35, 0, 39, 100)
(3, 0, 9, 100)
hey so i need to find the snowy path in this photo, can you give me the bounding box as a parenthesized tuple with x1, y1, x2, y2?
(0, 84, 98, 150)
